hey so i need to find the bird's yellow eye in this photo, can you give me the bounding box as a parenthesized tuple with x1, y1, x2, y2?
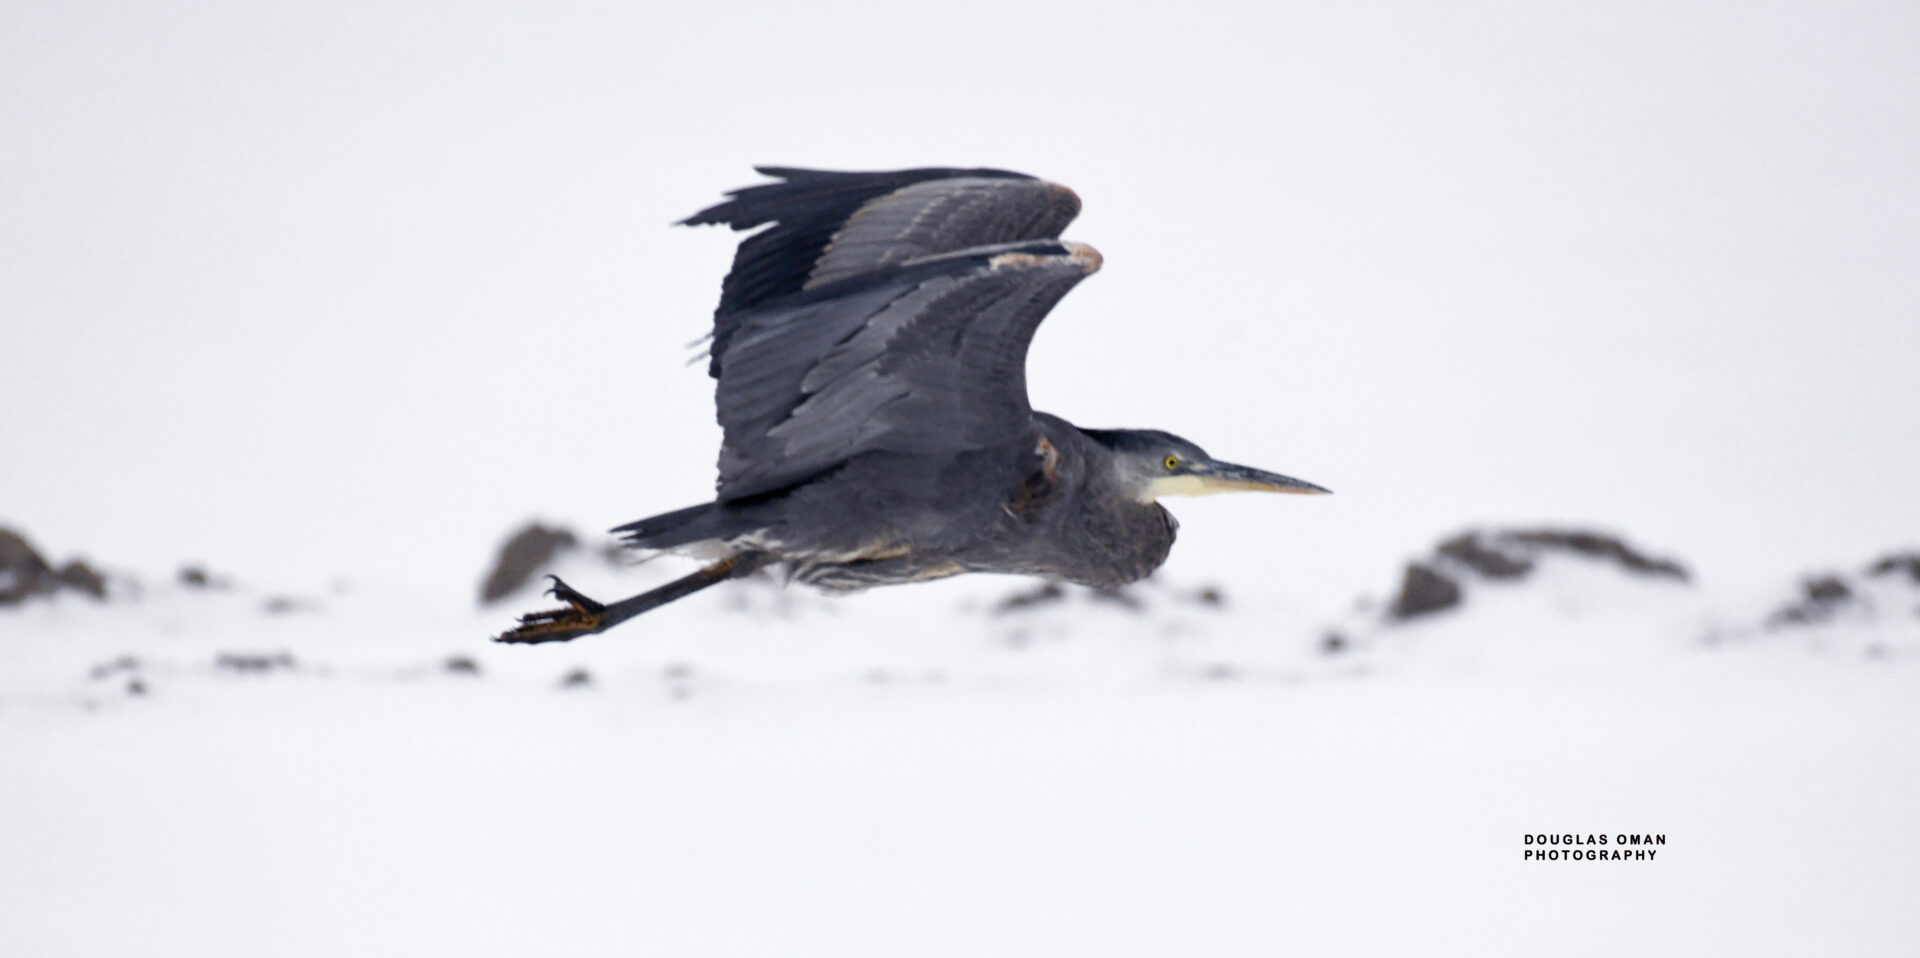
(1164, 455, 1180, 471)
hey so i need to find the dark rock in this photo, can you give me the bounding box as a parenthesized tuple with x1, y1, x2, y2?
(1436, 529, 1688, 584)
(0, 528, 52, 605)
(1437, 533, 1533, 579)
(1320, 631, 1349, 655)
(559, 668, 593, 689)
(1, 528, 107, 604)
(178, 565, 232, 590)
(1390, 562, 1462, 620)
(1803, 576, 1851, 603)
(443, 655, 481, 676)
(994, 582, 1065, 614)
(1193, 585, 1227, 608)
(1867, 552, 1920, 584)
(1767, 574, 1859, 628)
(54, 560, 107, 599)
(1383, 527, 1688, 626)
(480, 522, 579, 604)
(1503, 530, 1690, 581)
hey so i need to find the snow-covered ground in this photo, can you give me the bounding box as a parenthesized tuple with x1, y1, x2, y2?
(4, 542, 1916, 956)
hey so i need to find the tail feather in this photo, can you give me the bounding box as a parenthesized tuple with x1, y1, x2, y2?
(612, 501, 759, 551)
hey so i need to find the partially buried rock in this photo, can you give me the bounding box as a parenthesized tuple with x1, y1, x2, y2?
(443, 655, 481, 676)
(1390, 562, 1464, 619)
(55, 560, 106, 598)
(1388, 527, 1689, 623)
(1436, 533, 1534, 580)
(993, 582, 1066, 614)
(479, 522, 579, 604)
(1087, 584, 1144, 611)
(0, 527, 107, 604)
(1767, 575, 1855, 628)
(178, 565, 232, 590)
(992, 579, 1152, 614)
(1499, 529, 1689, 581)
(1765, 551, 1920, 631)
(1867, 552, 1920, 585)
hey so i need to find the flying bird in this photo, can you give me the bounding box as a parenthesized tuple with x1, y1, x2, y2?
(496, 167, 1327, 643)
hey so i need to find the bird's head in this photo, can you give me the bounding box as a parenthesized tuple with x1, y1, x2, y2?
(1085, 428, 1331, 503)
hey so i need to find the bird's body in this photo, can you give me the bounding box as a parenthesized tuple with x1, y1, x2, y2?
(624, 412, 1177, 592)
(496, 167, 1325, 644)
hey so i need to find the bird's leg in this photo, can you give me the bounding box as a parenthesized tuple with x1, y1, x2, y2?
(492, 553, 769, 645)
(492, 575, 608, 644)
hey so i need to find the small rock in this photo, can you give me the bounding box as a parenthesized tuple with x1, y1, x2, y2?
(1803, 576, 1851, 603)
(54, 560, 106, 599)
(1390, 562, 1462, 620)
(178, 565, 230, 590)
(0, 528, 52, 604)
(994, 582, 1065, 614)
(443, 656, 481, 676)
(1767, 574, 1858, 628)
(1867, 552, 1920, 584)
(2, 528, 106, 604)
(559, 668, 593, 689)
(1088, 585, 1145, 611)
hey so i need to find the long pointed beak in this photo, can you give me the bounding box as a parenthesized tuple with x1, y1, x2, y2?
(1197, 461, 1331, 495)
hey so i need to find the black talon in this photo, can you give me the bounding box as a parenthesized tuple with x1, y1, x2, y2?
(542, 575, 606, 614)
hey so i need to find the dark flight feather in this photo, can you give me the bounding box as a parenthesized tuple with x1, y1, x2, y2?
(708, 241, 1101, 501)
(681, 167, 1081, 376)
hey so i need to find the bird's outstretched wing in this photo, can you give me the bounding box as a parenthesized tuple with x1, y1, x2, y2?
(681, 168, 1099, 503)
(683, 167, 1081, 376)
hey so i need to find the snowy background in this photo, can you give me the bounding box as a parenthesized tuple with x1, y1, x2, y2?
(4, 1, 1919, 955)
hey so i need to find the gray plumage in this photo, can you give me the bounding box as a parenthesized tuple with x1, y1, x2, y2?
(494, 167, 1326, 644)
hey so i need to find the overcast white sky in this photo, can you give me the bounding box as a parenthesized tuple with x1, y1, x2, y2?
(4, 0, 1917, 608)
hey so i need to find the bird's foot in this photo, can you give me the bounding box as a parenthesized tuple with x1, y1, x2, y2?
(493, 576, 609, 645)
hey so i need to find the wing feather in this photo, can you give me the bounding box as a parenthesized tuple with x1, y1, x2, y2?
(711, 241, 1101, 501)
(683, 167, 1080, 377)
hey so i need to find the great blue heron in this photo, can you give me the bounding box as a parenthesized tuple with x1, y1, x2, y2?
(496, 167, 1328, 643)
